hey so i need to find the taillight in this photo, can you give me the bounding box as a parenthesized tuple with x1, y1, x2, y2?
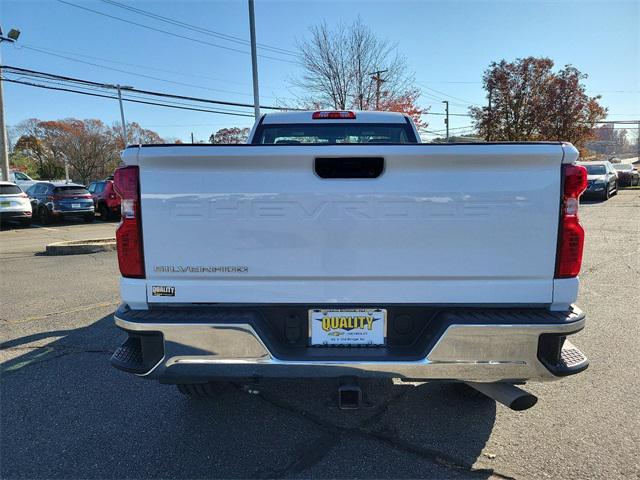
(47, 195, 55, 201)
(555, 164, 587, 278)
(113, 166, 145, 278)
(312, 111, 356, 120)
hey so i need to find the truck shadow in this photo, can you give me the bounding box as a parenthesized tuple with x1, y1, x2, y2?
(1, 313, 497, 479)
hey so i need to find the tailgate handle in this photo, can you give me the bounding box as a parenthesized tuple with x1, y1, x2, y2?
(315, 157, 384, 179)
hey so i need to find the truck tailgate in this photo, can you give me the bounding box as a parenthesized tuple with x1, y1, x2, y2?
(128, 144, 564, 305)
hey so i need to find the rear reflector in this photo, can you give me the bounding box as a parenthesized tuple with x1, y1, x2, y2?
(555, 164, 587, 278)
(312, 111, 356, 120)
(113, 166, 145, 278)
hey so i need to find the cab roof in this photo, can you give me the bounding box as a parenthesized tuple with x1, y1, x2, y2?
(261, 110, 409, 125)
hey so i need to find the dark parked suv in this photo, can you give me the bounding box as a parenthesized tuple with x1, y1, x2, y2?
(88, 178, 121, 220)
(26, 182, 94, 224)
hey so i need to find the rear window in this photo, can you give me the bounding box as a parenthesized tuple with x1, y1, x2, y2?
(54, 186, 89, 195)
(585, 165, 606, 175)
(253, 123, 416, 145)
(0, 185, 22, 195)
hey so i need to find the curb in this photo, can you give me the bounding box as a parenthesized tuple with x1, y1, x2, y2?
(45, 238, 117, 256)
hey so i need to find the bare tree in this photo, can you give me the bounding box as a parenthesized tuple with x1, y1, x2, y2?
(292, 18, 415, 111)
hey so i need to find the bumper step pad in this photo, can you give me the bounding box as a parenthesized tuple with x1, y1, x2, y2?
(111, 333, 164, 375)
(559, 341, 588, 369)
(540, 339, 589, 377)
(111, 337, 146, 373)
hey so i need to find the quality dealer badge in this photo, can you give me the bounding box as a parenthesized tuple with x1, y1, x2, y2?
(152, 286, 175, 297)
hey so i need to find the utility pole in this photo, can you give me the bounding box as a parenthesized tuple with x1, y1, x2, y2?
(442, 100, 450, 141)
(369, 69, 388, 110)
(191, 132, 195, 143)
(248, 0, 260, 119)
(0, 26, 20, 182)
(115, 84, 132, 145)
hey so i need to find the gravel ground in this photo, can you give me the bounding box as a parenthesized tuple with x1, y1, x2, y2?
(1, 191, 638, 479)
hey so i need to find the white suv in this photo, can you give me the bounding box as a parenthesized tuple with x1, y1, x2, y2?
(0, 181, 32, 226)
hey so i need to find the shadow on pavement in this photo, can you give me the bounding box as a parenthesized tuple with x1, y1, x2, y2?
(1, 313, 497, 479)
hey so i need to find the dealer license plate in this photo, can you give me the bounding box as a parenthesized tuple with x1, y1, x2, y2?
(309, 309, 386, 346)
(0, 201, 10, 207)
(71, 203, 81, 209)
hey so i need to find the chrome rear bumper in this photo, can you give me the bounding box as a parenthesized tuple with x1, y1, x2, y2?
(113, 305, 587, 383)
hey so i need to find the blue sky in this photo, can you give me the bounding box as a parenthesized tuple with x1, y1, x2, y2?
(2, 0, 639, 142)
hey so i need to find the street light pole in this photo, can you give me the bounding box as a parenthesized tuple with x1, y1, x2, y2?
(442, 100, 450, 141)
(0, 26, 20, 182)
(248, 0, 260, 119)
(60, 152, 70, 183)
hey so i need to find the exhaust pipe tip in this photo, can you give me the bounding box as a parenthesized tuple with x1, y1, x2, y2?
(509, 393, 538, 411)
(465, 382, 538, 411)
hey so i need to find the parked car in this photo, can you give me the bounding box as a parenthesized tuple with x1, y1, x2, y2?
(0, 181, 32, 226)
(26, 182, 94, 224)
(88, 177, 121, 220)
(9, 170, 38, 191)
(612, 163, 640, 186)
(110, 110, 589, 411)
(578, 161, 618, 200)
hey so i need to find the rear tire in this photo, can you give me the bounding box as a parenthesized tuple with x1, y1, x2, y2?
(39, 206, 52, 224)
(99, 203, 110, 221)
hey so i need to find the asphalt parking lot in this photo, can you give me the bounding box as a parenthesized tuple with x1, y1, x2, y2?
(1, 191, 638, 480)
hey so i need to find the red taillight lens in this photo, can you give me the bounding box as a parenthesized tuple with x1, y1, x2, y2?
(113, 166, 145, 278)
(563, 164, 588, 199)
(555, 164, 587, 278)
(312, 111, 356, 120)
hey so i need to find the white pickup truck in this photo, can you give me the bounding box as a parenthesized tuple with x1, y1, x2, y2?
(111, 110, 589, 410)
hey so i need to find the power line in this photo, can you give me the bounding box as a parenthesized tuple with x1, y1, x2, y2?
(421, 125, 476, 135)
(16, 43, 265, 88)
(14, 75, 255, 115)
(416, 81, 481, 107)
(56, 0, 297, 65)
(19, 44, 269, 99)
(1, 77, 255, 117)
(2, 65, 296, 111)
(100, 0, 298, 57)
(423, 111, 472, 117)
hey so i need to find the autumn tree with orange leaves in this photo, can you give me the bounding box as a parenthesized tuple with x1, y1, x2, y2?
(13, 118, 163, 184)
(378, 88, 427, 129)
(470, 57, 606, 150)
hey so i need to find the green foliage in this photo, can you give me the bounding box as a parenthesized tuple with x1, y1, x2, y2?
(9, 152, 40, 178)
(40, 160, 66, 180)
